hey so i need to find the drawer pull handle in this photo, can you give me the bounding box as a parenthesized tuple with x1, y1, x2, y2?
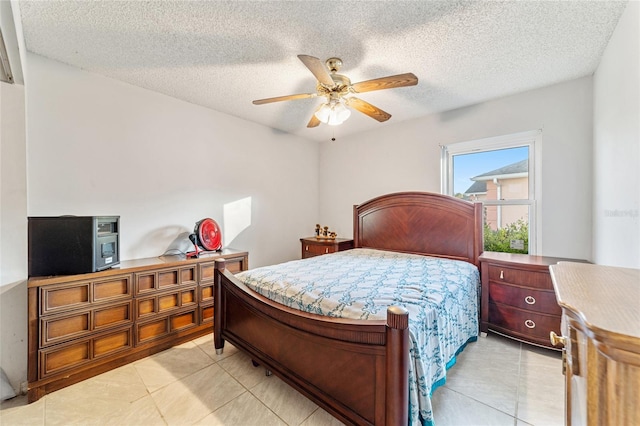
(524, 319, 536, 329)
(549, 331, 566, 348)
(305, 245, 309, 251)
(524, 296, 536, 305)
(500, 270, 504, 279)
(325, 248, 329, 254)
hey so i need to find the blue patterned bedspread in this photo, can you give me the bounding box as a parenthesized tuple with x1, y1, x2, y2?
(236, 248, 479, 425)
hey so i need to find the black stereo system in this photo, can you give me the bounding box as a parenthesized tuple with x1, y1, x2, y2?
(28, 216, 120, 277)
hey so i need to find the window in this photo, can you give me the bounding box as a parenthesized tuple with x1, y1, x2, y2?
(441, 130, 541, 254)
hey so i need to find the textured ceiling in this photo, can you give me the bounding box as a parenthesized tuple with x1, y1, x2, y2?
(17, 0, 627, 142)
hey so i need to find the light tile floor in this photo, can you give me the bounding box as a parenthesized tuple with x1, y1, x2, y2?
(0, 332, 564, 425)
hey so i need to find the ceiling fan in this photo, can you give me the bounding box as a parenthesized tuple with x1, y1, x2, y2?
(252, 55, 418, 128)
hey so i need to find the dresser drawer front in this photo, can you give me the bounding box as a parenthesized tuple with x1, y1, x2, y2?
(93, 276, 132, 303)
(488, 282, 561, 315)
(489, 302, 560, 342)
(199, 258, 244, 283)
(41, 312, 90, 346)
(200, 284, 213, 302)
(40, 341, 90, 377)
(135, 288, 197, 319)
(135, 307, 198, 345)
(487, 265, 552, 289)
(200, 303, 214, 324)
(93, 327, 133, 358)
(135, 265, 198, 295)
(199, 262, 215, 283)
(94, 302, 133, 329)
(40, 282, 90, 315)
(41, 301, 133, 347)
(40, 274, 134, 316)
(39, 325, 133, 378)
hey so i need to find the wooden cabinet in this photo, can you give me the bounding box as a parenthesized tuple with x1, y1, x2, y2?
(479, 252, 585, 349)
(28, 249, 248, 402)
(300, 237, 354, 259)
(550, 262, 640, 425)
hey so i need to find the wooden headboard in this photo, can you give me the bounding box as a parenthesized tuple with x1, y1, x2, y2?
(353, 192, 483, 266)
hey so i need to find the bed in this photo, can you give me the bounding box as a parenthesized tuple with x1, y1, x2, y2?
(213, 192, 483, 425)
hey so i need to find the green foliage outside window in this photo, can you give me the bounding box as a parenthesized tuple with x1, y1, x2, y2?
(483, 219, 529, 254)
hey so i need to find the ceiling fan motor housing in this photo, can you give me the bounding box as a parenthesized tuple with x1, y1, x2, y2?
(326, 57, 343, 73)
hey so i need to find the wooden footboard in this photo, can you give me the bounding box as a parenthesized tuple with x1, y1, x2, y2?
(214, 259, 409, 426)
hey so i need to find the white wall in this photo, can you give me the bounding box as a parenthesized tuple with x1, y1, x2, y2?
(0, 53, 319, 394)
(320, 77, 594, 261)
(26, 53, 320, 268)
(0, 81, 27, 396)
(593, 1, 640, 268)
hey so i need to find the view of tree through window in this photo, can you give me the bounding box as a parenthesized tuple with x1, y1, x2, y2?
(450, 146, 532, 254)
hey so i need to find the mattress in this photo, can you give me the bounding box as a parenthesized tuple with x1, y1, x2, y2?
(236, 248, 480, 425)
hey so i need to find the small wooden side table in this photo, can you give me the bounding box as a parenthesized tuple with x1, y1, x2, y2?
(300, 237, 354, 259)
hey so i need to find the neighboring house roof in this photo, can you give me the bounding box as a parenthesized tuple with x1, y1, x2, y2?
(471, 159, 528, 181)
(464, 181, 487, 195)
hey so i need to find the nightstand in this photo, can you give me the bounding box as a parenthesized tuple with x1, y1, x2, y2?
(479, 251, 586, 350)
(300, 237, 354, 259)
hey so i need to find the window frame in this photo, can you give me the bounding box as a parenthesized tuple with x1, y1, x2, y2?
(440, 129, 542, 255)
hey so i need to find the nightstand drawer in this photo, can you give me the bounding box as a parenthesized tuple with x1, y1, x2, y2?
(487, 265, 552, 290)
(488, 282, 561, 315)
(300, 237, 354, 259)
(304, 243, 336, 257)
(489, 302, 560, 343)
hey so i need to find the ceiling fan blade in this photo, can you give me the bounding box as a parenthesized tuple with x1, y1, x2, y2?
(346, 97, 392, 122)
(351, 73, 418, 93)
(298, 55, 335, 87)
(253, 93, 316, 105)
(307, 114, 321, 128)
(307, 103, 324, 128)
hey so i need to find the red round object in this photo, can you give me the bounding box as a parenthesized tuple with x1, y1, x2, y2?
(195, 218, 222, 251)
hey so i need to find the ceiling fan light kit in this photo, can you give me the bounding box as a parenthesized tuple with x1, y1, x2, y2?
(314, 99, 351, 126)
(252, 55, 418, 129)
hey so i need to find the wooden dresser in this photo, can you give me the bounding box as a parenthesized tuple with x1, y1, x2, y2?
(300, 237, 354, 259)
(550, 262, 640, 425)
(27, 248, 248, 402)
(479, 252, 585, 349)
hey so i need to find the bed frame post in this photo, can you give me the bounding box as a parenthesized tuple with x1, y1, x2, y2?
(386, 305, 409, 425)
(473, 201, 484, 267)
(214, 259, 226, 354)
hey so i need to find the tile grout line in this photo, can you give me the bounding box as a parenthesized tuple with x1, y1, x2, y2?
(513, 342, 522, 426)
(442, 386, 518, 421)
(131, 360, 169, 426)
(206, 348, 294, 425)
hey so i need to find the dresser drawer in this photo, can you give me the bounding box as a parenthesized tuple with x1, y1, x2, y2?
(489, 302, 561, 343)
(93, 276, 133, 303)
(487, 265, 552, 290)
(488, 282, 561, 315)
(135, 287, 197, 319)
(135, 266, 197, 295)
(41, 301, 133, 347)
(135, 307, 198, 345)
(39, 325, 133, 378)
(199, 257, 246, 283)
(200, 283, 213, 303)
(199, 303, 214, 325)
(40, 274, 133, 315)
